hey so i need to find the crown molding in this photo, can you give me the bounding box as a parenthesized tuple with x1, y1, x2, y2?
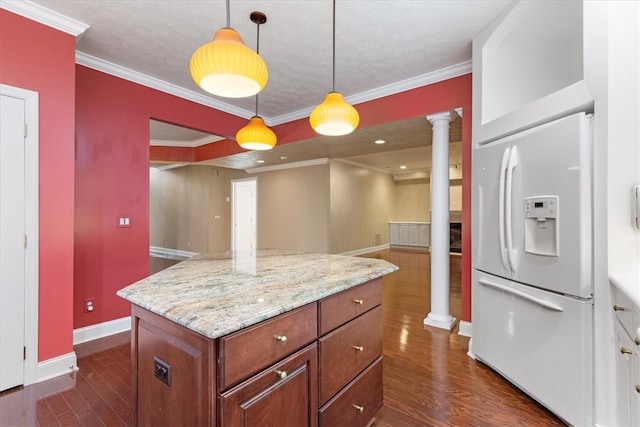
(150, 134, 224, 148)
(0, 0, 89, 36)
(269, 61, 472, 126)
(332, 158, 391, 175)
(75, 51, 254, 119)
(245, 158, 329, 174)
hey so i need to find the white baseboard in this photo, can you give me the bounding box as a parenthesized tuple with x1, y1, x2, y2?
(458, 320, 472, 338)
(150, 245, 198, 260)
(467, 338, 475, 360)
(341, 244, 390, 257)
(36, 351, 78, 384)
(73, 316, 131, 345)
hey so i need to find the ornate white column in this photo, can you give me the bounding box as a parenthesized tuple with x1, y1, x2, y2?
(424, 111, 456, 330)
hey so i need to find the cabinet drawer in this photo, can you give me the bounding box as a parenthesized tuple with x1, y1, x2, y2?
(612, 284, 640, 346)
(219, 303, 317, 390)
(319, 357, 383, 427)
(220, 343, 318, 427)
(318, 278, 382, 336)
(318, 306, 382, 405)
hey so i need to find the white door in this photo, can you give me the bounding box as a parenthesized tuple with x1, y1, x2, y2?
(0, 93, 26, 391)
(231, 178, 257, 256)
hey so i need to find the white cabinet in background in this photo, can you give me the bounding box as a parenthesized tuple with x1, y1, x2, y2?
(611, 281, 640, 426)
(389, 222, 429, 248)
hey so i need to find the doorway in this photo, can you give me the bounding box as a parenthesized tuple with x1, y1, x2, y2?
(231, 178, 257, 256)
(0, 84, 39, 390)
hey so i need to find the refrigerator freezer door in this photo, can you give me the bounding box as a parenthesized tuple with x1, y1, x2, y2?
(472, 270, 593, 426)
(472, 134, 513, 279)
(509, 112, 592, 297)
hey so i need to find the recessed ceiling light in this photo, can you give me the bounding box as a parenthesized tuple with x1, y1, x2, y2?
(374, 139, 386, 144)
(256, 160, 265, 164)
(400, 165, 407, 169)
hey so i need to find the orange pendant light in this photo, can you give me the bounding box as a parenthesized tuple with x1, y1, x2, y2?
(310, 0, 359, 136)
(190, 1, 268, 98)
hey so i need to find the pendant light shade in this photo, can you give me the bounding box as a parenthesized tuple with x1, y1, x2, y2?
(310, 0, 359, 136)
(309, 92, 360, 136)
(236, 116, 277, 150)
(190, 1, 268, 98)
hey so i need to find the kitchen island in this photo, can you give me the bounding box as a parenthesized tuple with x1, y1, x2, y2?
(117, 249, 398, 427)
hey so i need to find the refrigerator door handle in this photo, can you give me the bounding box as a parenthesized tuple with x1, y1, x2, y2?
(506, 146, 518, 273)
(478, 278, 564, 312)
(498, 147, 511, 271)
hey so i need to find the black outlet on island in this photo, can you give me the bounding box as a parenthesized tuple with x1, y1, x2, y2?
(153, 356, 171, 387)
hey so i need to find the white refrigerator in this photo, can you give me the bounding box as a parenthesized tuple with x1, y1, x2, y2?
(472, 112, 594, 426)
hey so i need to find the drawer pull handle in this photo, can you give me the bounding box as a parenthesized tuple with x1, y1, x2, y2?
(620, 347, 633, 355)
(636, 385, 640, 394)
(353, 299, 364, 305)
(613, 305, 626, 312)
(635, 337, 640, 346)
(275, 370, 287, 380)
(274, 335, 288, 345)
(353, 404, 364, 413)
(352, 345, 364, 352)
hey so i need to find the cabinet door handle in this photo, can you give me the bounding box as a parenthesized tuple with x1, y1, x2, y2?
(274, 335, 288, 345)
(353, 404, 364, 413)
(636, 385, 640, 394)
(620, 347, 633, 355)
(635, 337, 640, 346)
(353, 299, 364, 305)
(275, 370, 287, 380)
(613, 305, 626, 312)
(352, 345, 364, 352)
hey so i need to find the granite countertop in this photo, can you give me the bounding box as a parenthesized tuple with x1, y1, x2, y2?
(117, 249, 398, 339)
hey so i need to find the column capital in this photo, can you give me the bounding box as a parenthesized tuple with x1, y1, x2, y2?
(426, 110, 455, 125)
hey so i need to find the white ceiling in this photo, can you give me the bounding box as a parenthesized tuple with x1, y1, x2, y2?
(17, 0, 514, 172)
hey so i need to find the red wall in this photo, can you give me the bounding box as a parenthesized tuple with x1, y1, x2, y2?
(0, 10, 77, 361)
(74, 66, 247, 328)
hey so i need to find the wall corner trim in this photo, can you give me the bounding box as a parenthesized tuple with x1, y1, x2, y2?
(0, 1, 89, 36)
(36, 351, 78, 384)
(458, 320, 472, 337)
(73, 316, 131, 345)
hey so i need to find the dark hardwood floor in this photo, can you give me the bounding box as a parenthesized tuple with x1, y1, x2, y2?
(0, 249, 565, 426)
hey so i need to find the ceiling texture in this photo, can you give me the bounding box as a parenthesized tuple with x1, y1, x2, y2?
(17, 0, 514, 173)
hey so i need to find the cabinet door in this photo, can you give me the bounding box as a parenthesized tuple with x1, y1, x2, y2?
(220, 344, 318, 427)
(409, 224, 420, 246)
(389, 224, 399, 245)
(398, 224, 410, 245)
(419, 224, 430, 247)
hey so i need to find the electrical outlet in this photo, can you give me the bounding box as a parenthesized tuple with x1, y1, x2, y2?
(153, 356, 171, 386)
(84, 299, 94, 313)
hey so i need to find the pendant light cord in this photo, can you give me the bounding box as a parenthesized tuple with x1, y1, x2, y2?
(225, 0, 230, 28)
(255, 16, 261, 116)
(332, 0, 336, 93)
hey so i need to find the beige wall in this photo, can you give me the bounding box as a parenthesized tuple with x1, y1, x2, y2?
(150, 165, 246, 253)
(329, 161, 395, 253)
(248, 164, 330, 253)
(393, 180, 430, 222)
(150, 160, 457, 256)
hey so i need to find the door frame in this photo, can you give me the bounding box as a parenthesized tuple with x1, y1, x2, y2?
(230, 177, 257, 253)
(0, 84, 39, 386)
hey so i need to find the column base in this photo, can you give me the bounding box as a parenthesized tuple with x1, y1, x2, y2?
(423, 312, 457, 331)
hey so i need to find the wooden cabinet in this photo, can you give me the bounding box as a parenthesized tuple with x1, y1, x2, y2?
(317, 279, 383, 426)
(220, 344, 318, 427)
(612, 284, 640, 426)
(131, 278, 384, 427)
